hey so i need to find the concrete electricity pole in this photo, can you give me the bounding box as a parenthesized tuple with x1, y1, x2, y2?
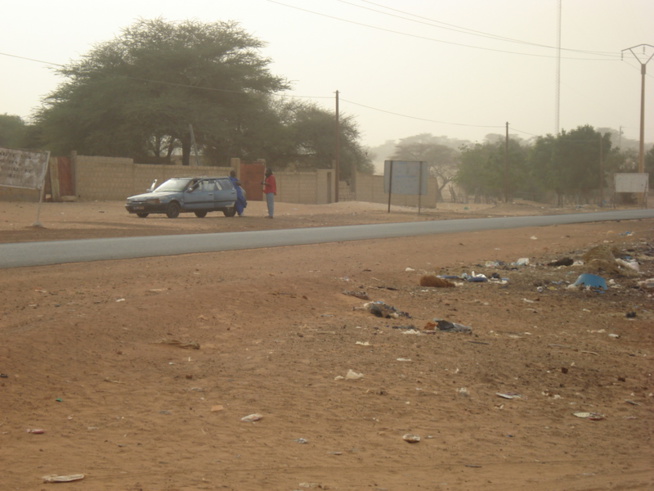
(334, 90, 340, 203)
(621, 44, 654, 174)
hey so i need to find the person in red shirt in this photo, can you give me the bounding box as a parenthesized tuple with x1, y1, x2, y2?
(262, 168, 277, 218)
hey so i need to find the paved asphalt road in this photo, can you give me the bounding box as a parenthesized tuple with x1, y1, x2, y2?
(1, 210, 652, 269)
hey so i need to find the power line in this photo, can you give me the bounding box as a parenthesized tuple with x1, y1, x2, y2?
(340, 97, 504, 130)
(337, 0, 618, 58)
(265, 0, 619, 60)
(0, 51, 64, 67)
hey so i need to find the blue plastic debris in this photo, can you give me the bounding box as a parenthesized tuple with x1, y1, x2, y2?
(573, 273, 607, 290)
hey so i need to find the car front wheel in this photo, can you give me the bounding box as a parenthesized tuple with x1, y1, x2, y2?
(194, 210, 208, 218)
(166, 202, 181, 218)
(136, 212, 149, 218)
(223, 206, 236, 217)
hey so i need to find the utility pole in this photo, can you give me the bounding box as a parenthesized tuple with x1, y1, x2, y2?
(504, 122, 509, 203)
(334, 90, 340, 203)
(599, 133, 604, 208)
(621, 44, 654, 174)
(555, 0, 562, 135)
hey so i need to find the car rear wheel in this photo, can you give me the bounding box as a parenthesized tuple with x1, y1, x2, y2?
(166, 202, 181, 218)
(223, 206, 236, 217)
(194, 210, 208, 218)
(136, 212, 149, 218)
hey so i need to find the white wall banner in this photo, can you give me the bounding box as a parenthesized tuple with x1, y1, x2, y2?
(0, 147, 50, 190)
(614, 173, 649, 193)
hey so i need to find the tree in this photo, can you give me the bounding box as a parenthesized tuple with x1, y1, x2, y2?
(35, 18, 289, 164)
(528, 126, 611, 204)
(0, 114, 28, 148)
(265, 100, 372, 180)
(456, 138, 529, 203)
(391, 134, 460, 202)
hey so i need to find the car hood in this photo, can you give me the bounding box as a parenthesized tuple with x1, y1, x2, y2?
(126, 191, 178, 201)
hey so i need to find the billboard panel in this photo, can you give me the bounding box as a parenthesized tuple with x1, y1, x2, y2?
(383, 160, 429, 195)
(0, 147, 50, 190)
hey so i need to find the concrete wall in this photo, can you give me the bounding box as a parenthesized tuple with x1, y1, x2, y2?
(1, 155, 440, 208)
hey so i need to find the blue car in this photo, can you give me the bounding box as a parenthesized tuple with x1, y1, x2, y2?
(125, 177, 239, 218)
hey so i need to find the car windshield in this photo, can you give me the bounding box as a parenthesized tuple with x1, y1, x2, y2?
(154, 178, 192, 193)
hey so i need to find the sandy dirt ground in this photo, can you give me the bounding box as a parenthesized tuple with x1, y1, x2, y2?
(0, 199, 653, 490)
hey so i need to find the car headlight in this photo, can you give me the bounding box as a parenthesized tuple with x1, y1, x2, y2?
(145, 198, 161, 204)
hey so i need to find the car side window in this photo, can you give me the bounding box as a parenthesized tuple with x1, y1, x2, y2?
(200, 180, 216, 192)
(217, 178, 231, 190)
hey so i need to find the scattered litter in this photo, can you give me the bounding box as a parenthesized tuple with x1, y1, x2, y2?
(405, 267, 416, 272)
(608, 333, 620, 339)
(115, 298, 126, 302)
(496, 393, 522, 400)
(402, 433, 421, 443)
(355, 341, 370, 346)
(342, 290, 369, 300)
(514, 258, 530, 266)
(391, 324, 417, 330)
(433, 319, 472, 334)
(0, 373, 8, 378)
(344, 369, 364, 380)
(396, 358, 412, 362)
(241, 413, 263, 422)
(616, 258, 640, 272)
(210, 405, 224, 412)
(462, 272, 488, 282)
(156, 339, 200, 350)
(637, 278, 654, 289)
(582, 245, 639, 276)
(572, 273, 607, 291)
(419, 275, 456, 288)
(365, 301, 410, 319)
(573, 412, 605, 421)
(294, 438, 309, 444)
(26, 428, 45, 434)
(547, 257, 574, 267)
(625, 400, 640, 406)
(458, 387, 470, 397)
(626, 312, 637, 318)
(42, 474, 85, 483)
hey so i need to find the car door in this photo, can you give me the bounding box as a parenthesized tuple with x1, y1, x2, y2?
(184, 179, 215, 210)
(214, 178, 237, 209)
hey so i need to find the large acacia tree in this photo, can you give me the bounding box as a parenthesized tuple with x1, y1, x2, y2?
(35, 18, 289, 164)
(455, 138, 530, 203)
(529, 125, 612, 204)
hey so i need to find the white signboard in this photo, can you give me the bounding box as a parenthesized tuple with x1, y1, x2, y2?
(0, 147, 50, 190)
(614, 173, 649, 193)
(383, 160, 429, 195)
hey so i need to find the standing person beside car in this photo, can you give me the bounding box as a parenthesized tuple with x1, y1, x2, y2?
(229, 170, 247, 217)
(262, 168, 277, 218)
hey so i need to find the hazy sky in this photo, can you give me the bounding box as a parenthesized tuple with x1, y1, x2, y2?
(2, 0, 653, 148)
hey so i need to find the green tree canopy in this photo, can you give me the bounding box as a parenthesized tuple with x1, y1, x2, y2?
(528, 125, 612, 203)
(0, 114, 29, 148)
(35, 18, 289, 164)
(455, 138, 529, 202)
